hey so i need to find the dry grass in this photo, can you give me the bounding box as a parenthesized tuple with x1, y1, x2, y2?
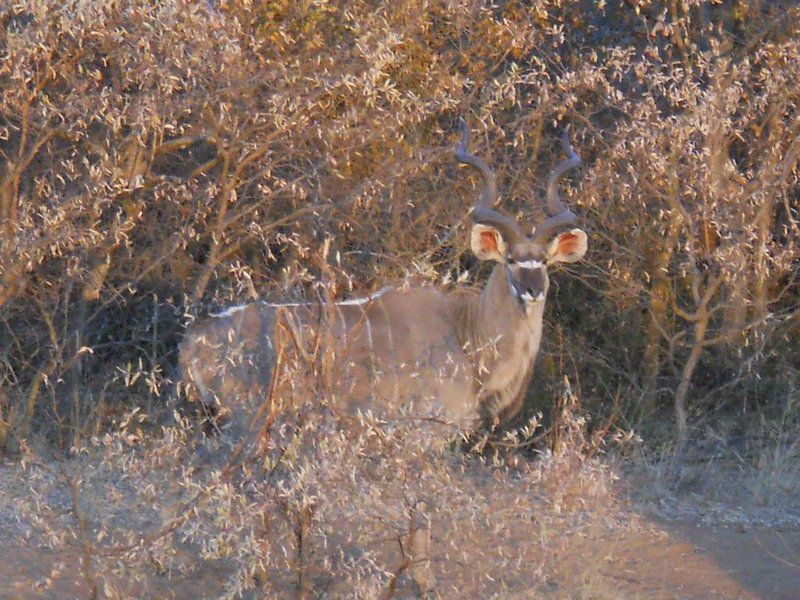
(0, 392, 628, 598)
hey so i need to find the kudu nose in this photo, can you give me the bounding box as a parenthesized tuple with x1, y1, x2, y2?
(527, 286, 545, 299)
(517, 268, 547, 304)
(520, 285, 545, 304)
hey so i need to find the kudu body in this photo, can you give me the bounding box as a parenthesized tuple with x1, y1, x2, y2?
(179, 125, 588, 442)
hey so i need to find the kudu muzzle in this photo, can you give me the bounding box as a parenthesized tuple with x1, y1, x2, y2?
(506, 260, 547, 306)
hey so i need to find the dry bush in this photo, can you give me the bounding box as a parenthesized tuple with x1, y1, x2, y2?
(5, 377, 622, 598)
(0, 0, 798, 485)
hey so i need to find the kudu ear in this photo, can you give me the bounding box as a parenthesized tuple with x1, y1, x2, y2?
(471, 224, 508, 262)
(546, 228, 587, 264)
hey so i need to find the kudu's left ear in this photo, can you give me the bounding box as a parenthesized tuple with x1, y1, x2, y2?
(470, 224, 508, 262)
(546, 228, 587, 264)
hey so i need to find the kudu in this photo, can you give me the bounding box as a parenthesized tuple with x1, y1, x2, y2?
(178, 123, 587, 593)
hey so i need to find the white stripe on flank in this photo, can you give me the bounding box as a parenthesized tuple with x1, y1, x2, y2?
(212, 304, 249, 318)
(334, 285, 392, 306)
(188, 359, 211, 404)
(358, 304, 377, 385)
(376, 295, 400, 403)
(336, 303, 347, 334)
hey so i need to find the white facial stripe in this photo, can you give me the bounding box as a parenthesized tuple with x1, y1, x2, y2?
(516, 259, 544, 269)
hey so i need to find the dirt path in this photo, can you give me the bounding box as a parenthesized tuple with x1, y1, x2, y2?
(1, 540, 88, 599)
(2, 451, 799, 600)
(648, 519, 800, 599)
(3, 514, 798, 598)
(0, 522, 231, 600)
(557, 518, 800, 600)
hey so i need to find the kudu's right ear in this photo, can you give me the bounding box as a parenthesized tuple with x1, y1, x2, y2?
(471, 223, 508, 262)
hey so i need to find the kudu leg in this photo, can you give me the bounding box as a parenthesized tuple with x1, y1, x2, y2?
(406, 500, 435, 596)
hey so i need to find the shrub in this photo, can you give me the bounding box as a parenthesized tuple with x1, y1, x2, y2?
(0, 0, 798, 457)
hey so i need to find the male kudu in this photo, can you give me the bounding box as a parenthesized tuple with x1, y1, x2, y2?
(179, 122, 588, 594)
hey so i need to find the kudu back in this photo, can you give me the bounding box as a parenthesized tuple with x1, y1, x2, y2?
(179, 124, 588, 445)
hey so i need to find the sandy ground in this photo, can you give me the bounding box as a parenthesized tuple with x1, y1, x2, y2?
(1, 457, 798, 600)
(3, 513, 798, 599)
(557, 517, 800, 600)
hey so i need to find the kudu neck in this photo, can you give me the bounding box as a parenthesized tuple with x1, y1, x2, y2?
(460, 263, 545, 353)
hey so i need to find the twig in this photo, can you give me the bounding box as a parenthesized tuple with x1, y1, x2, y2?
(61, 468, 98, 600)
